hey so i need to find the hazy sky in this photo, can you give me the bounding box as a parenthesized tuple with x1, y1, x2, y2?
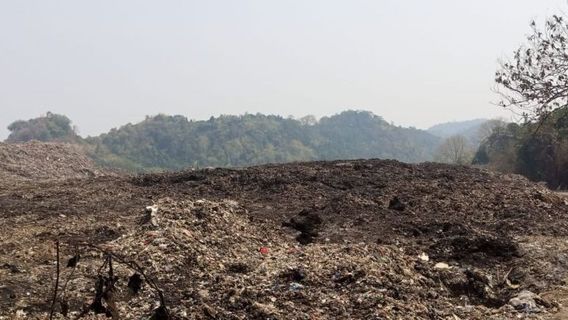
(1, 1, 567, 138)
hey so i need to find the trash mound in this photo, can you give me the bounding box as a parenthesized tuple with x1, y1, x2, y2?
(2, 159, 568, 318)
(7, 198, 551, 319)
(0, 141, 105, 182)
(135, 160, 568, 244)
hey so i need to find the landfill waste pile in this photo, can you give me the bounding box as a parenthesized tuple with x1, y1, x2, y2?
(3, 158, 568, 319)
(0, 142, 105, 183)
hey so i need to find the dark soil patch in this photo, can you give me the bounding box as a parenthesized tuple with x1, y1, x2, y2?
(430, 234, 521, 264)
(282, 209, 323, 244)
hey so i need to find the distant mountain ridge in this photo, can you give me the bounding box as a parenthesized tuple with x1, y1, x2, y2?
(427, 119, 488, 138)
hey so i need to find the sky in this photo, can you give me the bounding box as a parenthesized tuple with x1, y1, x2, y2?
(0, 0, 567, 138)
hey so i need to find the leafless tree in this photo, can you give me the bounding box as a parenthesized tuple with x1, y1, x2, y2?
(495, 15, 568, 122)
(436, 135, 472, 165)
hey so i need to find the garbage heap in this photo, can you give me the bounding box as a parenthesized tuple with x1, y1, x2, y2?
(0, 142, 104, 182)
(38, 197, 542, 320)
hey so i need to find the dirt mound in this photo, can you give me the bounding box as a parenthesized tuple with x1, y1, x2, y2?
(0, 141, 105, 182)
(3, 159, 568, 319)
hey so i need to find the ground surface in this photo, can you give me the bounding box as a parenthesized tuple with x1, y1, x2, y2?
(3, 144, 568, 319)
(0, 142, 105, 183)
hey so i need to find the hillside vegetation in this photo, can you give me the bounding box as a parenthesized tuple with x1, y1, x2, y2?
(475, 107, 568, 188)
(6, 112, 80, 143)
(5, 111, 441, 171)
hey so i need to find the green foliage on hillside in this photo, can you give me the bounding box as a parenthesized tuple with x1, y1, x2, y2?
(87, 113, 317, 170)
(84, 110, 439, 171)
(474, 13, 568, 188)
(6, 112, 79, 143)
(4, 110, 440, 171)
(311, 111, 438, 162)
(474, 107, 568, 188)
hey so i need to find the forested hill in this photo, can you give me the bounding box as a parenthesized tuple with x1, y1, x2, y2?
(5, 111, 441, 171)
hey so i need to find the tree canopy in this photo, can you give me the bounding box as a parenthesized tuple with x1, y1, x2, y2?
(495, 14, 568, 121)
(85, 111, 440, 171)
(3, 110, 440, 171)
(6, 112, 79, 143)
(478, 13, 568, 188)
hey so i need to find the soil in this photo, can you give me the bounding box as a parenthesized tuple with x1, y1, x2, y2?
(3, 146, 568, 319)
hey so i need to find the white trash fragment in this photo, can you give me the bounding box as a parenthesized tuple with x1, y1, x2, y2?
(144, 205, 159, 227)
(434, 262, 450, 269)
(145, 205, 158, 214)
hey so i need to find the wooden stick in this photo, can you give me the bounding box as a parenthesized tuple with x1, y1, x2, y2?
(49, 240, 61, 320)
